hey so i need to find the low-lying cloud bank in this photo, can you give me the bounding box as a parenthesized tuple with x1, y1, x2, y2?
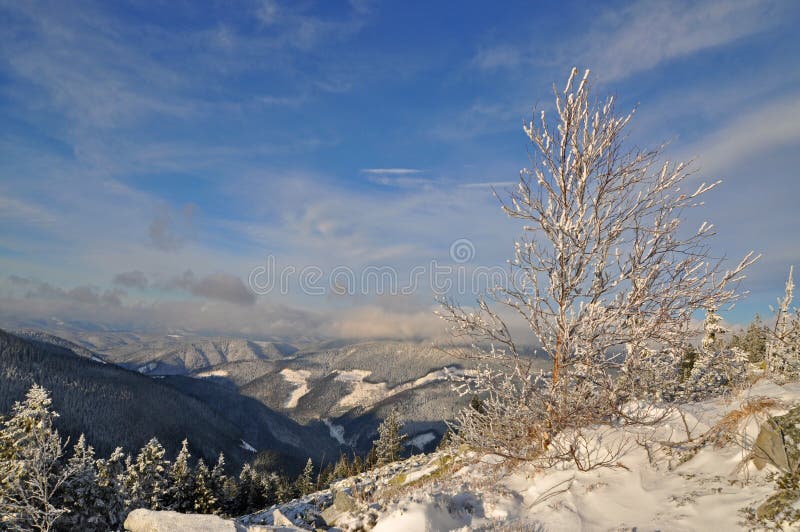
(0, 275, 451, 340)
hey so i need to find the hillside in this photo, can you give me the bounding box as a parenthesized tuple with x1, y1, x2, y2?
(233, 379, 800, 531)
(8, 329, 549, 458)
(0, 329, 339, 472)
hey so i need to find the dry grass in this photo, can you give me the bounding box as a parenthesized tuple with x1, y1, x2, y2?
(706, 396, 784, 448)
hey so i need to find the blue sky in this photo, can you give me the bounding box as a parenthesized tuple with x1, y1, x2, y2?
(1, 0, 799, 339)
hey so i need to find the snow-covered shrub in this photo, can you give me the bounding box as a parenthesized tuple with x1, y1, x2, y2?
(766, 267, 800, 380)
(681, 308, 749, 400)
(439, 68, 756, 469)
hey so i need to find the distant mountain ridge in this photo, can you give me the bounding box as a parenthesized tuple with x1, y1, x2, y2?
(3, 327, 548, 460)
(0, 329, 339, 473)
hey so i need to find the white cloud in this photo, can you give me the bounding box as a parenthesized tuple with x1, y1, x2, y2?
(689, 94, 800, 174)
(361, 168, 422, 175)
(583, 0, 783, 81)
(471, 0, 784, 82)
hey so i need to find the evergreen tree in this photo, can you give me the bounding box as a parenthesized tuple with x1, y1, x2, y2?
(209, 453, 228, 515)
(165, 439, 194, 512)
(57, 434, 107, 531)
(274, 474, 295, 503)
(729, 314, 769, 362)
(331, 453, 351, 482)
(0, 384, 75, 531)
(686, 308, 748, 399)
(192, 459, 217, 514)
(766, 267, 800, 378)
(126, 437, 168, 510)
(295, 458, 314, 496)
(233, 463, 263, 515)
(261, 471, 279, 507)
(372, 409, 407, 466)
(220, 476, 239, 517)
(701, 306, 727, 353)
(93, 447, 127, 530)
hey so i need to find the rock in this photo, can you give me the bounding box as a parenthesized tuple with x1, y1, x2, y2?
(124, 509, 241, 532)
(752, 406, 800, 473)
(332, 489, 357, 513)
(124, 509, 302, 532)
(320, 489, 358, 526)
(272, 509, 294, 527)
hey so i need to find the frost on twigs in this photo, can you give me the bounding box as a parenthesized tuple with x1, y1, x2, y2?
(765, 266, 800, 381)
(438, 68, 757, 470)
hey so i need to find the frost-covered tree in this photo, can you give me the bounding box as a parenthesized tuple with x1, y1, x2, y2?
(56, 435, 108, 531)
(729, 314, 769, 362)
(209, 452, 229, 514)
(192, 459, 217, 514)
(766, 267, 800, 378)
(232, 463, 263, 515)
(93, 447, 127, 529)
(125, 437, 168, 510)
(0, 384, 76, 532)
(165, 439, 194, 512)
(295, 458, 315, 496)
(439, 68, 757, 467)
(684, 308, 748, 400)
(372, 409, 407, 466)
(701, 307, 727, 353)
(273, 473, 296, 503)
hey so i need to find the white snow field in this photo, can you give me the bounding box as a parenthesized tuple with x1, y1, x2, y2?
(238, 379, 800, 531)
(280, 368, 312, 408)
(334, 366, 463, 410)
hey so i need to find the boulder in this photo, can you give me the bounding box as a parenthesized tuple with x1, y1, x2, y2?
(272, 509, 294, 527)
(752, 406, 800, 473)
(124, 509, 302, 532)
(320, 489, 358, 526)
(124, 509, 241, 532)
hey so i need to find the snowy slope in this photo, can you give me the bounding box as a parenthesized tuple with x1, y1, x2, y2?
(240, 379, 800, 531)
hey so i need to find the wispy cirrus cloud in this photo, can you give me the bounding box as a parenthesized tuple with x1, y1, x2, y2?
(361, 168, 422, 175)
(472, 0, 786, 81)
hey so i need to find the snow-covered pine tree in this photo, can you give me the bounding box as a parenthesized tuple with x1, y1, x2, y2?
(331, 453, 351, 482)
(729, 314, 768, 362)
(0, 384, 75, 531)
(209, 452, 228, 514)
(94, 447, 128, 530)
(126, 437, 168, 511)
(192, 459, 217, 514)
(220, 476, 239, 516)
(57, 434, 109, 531)
(766, 267, 800, 379)
(686, 307, 748, 399)
(232, 463, 263, 515)
(261, 471, 279, 507)
(702, 306, 727, 353)
(295, 458, 314, 496)
(372, 409, 407, 466)
(165, 439, 194, 513)
(274, 473, 295, 503)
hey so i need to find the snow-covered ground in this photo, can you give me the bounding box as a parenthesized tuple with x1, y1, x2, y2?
(240, 379, 800, 531)
(324, 418, 348, 446)
(195, 369, 230, 378)
(335, 366, 461, 410)
(280, 368, 312, 408)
